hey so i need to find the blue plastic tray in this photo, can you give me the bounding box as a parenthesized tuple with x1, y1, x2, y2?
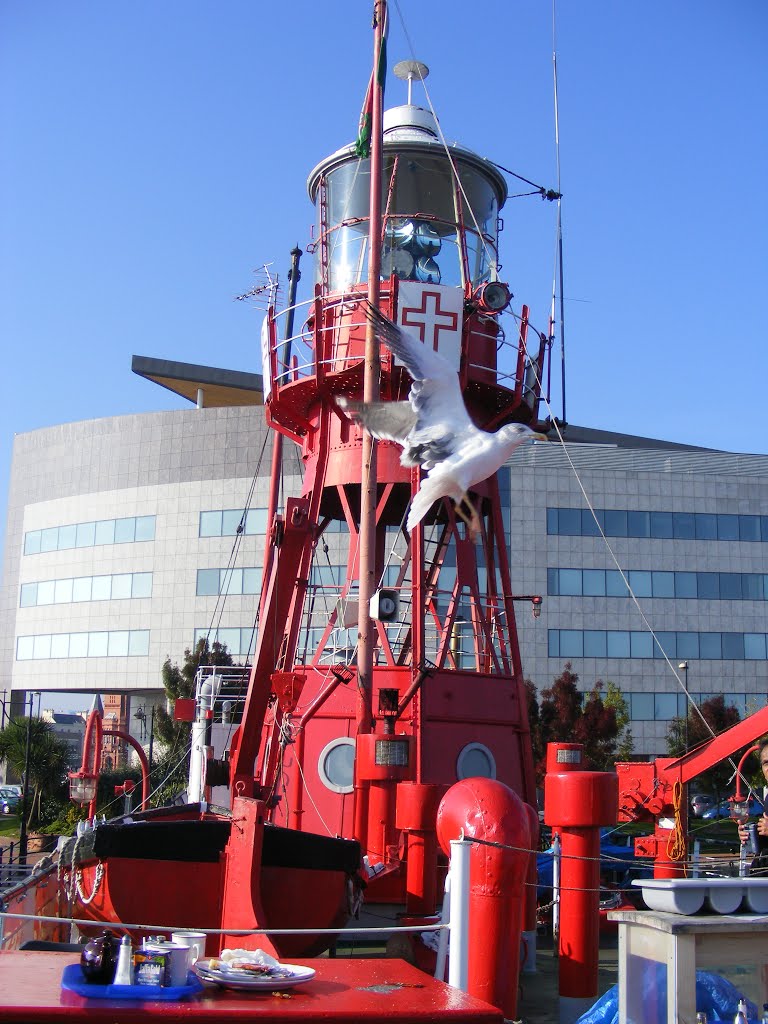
(61, 963, 204, 1001)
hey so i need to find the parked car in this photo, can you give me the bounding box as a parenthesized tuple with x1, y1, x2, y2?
(690, 793, 716, 818)
(701, 797, 764, 820)
(0, 788, 20, 815)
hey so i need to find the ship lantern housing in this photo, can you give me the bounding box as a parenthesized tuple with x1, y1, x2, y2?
(307, 100, 509, 299)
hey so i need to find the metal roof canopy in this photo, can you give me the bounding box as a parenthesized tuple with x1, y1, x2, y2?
(131, 355, 264, 408)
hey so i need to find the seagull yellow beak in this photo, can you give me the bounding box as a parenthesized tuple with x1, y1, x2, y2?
(531, 432, 548, 442)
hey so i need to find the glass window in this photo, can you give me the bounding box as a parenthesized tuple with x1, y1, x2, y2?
(19, 583, 37, 607)
(631, 692, 654, 720)
(88, 632, 109, 657)
(548, 631, 560, 657)
(722, 633, 745, 659)
(132, 573, 152, 598)
(743, 574, 763, 600)
(649, 512, 673, 539)
(695, 513, 717, 540)
(76, 521, 96, 547)
(135, 515, 155, 541)
(674, 572, 697, 598)
(717, 514, 739, 541)
(627, 511, 650, 538)
(547, 568, 559, 596)
(50, 634, 69, 658)
(546, 509, 558, 535)
(655, 693, 679, 720)
(40, 528, 58, 552)
(24, 531, 41, 555)
(699, 633, 722, 659)
(111, 574, 132, 599)
(128, 630, 150, 656)
(580, 509, 602, 537)
(200, 511, 222, 537)
(16, 636, 34, 660)
(654, 632, 677, 659)
(218, 628, 242, 654)
(583, 630, 607, 657)
(651, 572, 674, 598)
(37, 580, 55, 605)
(677, 632, 700, 659)
(197, 569, 221, 596)
(630, 632, 654, 658)
(673, 513, 696, 539)
(628, 570, 652, 598)
(604, 510, 628, 537)
(697, 573, 719, 599)
(54, 578, 73, 603)
(559, 570, 582, 596)
(108, 631, 130, 656)
(69, 633, 88, 657)
(559, 630, 583, 657)
(740, 515, 761, 542)
(58, 524, 77, 549)
(318, 737, 356, 794)
(456, 742, 496, 781)
(95, 520, 115, 545)
(745, 634, 767, 660)
(583, 570, 606, 596)
(607, 631, 630, 658)
(33, 635, 52, 659)
(91, 576, 111, 601)
(606, 570, 627, 597)
(72, 577, 92, 602)
(719, 573, 742, 600)
(114, 518, 135, 543)
(558, 509, 581, 536)
(221, 510, 243, 536)
(245, 509, 268, 534)
(223, 568, 243, 595)
(761, 516, 768, 542)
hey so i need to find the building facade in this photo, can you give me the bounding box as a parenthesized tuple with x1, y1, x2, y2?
(2, 366, 767, 758)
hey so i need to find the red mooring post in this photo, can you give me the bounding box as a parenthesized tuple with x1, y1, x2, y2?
(436, 777, 531, 1020)
(544, 743, 618, 1024)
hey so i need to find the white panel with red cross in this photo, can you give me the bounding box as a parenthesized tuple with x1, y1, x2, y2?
(396, 283, 464, 371)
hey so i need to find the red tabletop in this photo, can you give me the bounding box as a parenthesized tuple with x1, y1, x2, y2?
(0, 951, 502, 1023)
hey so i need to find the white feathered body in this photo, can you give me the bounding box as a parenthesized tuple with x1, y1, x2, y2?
(339, 306, 545, 532)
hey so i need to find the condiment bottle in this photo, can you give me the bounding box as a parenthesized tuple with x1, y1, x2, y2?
(734, 998, 748, 1024)
(113, 935, 134, 986)
(696, 1013, 708, 1024)
(761, 1003, 768, 1024)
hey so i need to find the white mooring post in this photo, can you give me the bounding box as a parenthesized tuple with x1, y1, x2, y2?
(448, 837, 470, 992)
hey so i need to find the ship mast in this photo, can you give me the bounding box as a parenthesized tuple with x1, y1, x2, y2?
(356, 0, 387, 767)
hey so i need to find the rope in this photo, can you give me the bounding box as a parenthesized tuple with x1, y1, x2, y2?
(666, 780, 687, 864)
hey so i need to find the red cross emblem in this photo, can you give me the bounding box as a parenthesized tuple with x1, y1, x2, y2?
(400, 290, 459, 351)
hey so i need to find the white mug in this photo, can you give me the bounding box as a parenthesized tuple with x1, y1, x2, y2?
(171, 930, 207, 969)
(166, 943, 190, 987)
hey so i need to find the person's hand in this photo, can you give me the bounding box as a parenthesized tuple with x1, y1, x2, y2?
(758, 814, 768, 836)
(738, 822, 749, 844)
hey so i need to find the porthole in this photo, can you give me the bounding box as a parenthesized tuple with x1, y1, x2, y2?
(318, 737, 356, 794)
(456, 742, 496, 781)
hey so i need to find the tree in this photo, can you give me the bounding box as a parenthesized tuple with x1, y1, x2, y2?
(529, 663, 622, 782)
(667, 694, 741, 799)
(0, 716, 73, 828)
(604, 681, 634, 761)
(152, 638, 234, 802)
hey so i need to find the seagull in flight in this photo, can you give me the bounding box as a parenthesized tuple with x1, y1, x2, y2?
(338, 304, 547, 537)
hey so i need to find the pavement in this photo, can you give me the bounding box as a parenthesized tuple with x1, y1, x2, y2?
(516, 933, 620, 1024)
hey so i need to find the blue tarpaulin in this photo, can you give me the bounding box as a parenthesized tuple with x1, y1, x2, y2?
(574, 968, 758, 1024)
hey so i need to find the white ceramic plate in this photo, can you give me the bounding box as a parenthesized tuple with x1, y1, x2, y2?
(194, 963, 316, 991)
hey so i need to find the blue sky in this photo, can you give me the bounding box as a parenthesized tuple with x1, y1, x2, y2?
(1, 1, 766, 623)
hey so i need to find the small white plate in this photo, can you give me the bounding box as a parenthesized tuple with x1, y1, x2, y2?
(194, 964, 316, 991)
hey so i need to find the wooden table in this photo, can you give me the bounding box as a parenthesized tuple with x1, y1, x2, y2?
(610, 909, 768, 1024)
(0, 951, 503, 1023)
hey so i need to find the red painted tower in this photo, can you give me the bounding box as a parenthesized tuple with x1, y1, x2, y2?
(227, 51, 549, 908)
